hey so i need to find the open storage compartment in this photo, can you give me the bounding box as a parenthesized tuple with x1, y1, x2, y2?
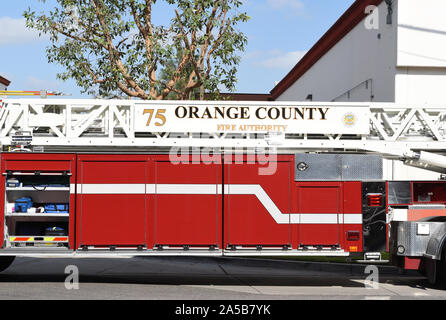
(4, 171, 71, 249)
(413, 182, 446, 204)
(0, 153, 76, 251)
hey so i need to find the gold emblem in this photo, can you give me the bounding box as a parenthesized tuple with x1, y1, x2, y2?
(343, 113, 356, 126)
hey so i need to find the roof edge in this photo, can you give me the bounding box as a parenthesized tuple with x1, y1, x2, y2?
(0, 76, 11, 87)
(270, 0, 384, 100)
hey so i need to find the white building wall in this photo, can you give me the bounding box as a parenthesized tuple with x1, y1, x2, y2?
(276, 0, 446, 105)
(383, 159, 441, 181)
(0, 84, 6, 91)
(392, 0, 446, 182)
(276, 1, 397, 103)
(395, 0, 446, 105)
(395, 68, 446, 105)
(397, 0, 446, 68)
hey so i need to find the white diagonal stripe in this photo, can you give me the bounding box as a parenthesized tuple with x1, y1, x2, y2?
(156, 184, 217, 195)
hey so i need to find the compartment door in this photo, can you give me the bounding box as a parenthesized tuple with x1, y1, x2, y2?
(77, 159, 148, 247)
(225, 158, 292, 247)
(154, 161, 222, 247)
(298, 183, 342, 246)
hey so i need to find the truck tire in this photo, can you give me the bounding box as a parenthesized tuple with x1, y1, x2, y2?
(0, 256, 15, 273)
(437, 246, 446, 286)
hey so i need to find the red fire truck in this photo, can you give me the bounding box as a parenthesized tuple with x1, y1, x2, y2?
(0, 99, 445, 284)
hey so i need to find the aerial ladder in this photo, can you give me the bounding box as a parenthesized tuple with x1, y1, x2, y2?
(1, 98, 446, 168)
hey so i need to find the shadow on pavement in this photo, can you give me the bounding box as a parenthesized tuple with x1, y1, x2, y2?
(0, 256, 427, 289)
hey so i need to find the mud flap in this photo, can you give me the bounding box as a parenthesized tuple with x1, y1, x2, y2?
(424, 257, 437, 284)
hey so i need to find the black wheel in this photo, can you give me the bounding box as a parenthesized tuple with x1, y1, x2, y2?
(0, 256, 15, 273)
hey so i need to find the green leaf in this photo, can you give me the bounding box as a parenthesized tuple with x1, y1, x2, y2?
(24, 0, 249, 99)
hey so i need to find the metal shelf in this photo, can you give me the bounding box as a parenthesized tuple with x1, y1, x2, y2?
(3, 172, 72, 176)
(5, 213, 69, 217)
(6, 187, 70, 191)
(3, 171, 71, 250)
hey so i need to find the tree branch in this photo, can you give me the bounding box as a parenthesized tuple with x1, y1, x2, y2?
(92, 0, 149, 99)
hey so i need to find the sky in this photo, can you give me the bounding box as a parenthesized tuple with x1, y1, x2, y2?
(0, 0, 355, 98)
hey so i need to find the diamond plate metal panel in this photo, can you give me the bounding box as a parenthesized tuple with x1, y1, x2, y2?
(341, 155, 382, 180)
(390, 221, 442, 257)
(294, 154, 382, 181)
(294, 154, 341, 181)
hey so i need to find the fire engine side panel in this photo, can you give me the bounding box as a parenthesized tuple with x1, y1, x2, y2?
(0, 153, 76, 249)
(153, 157, 222, 247)
(224, 155, 292, 248)
(76, 155, 148, 247)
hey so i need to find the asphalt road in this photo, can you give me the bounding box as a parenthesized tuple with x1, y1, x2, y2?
(0, 256, 444, 300)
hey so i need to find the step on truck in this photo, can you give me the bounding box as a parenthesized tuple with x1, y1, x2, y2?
(0, 98, 446, 284)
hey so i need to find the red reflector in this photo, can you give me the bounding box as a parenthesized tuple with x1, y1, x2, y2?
(347, 231, 361, 241)
(367, 193, 383, 207)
